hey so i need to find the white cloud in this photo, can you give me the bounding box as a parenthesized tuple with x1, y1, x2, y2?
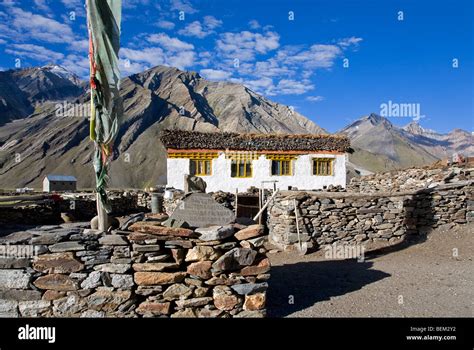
(243, 77, 275, 94)
(178, 16, 222, 38)
(203, 16, 222, 30)
(248, 20, 260, 29)
(197, 51, 212, 66)
(200, 69, 232, 81)
(5, 44, 64, 62)
(61, 53, 89, 77)
(217, 31, 280, 61)
(147, 33, 194, 51)
(120, 32, 195, 72)
(254, 59, 293, 78)
(275, 79, 315, 95)
(170, 0, 198, 14)
(34, 0, 51, 12)
(61, 0, 82, 7)
(68, 39, 89, 53)
(156, 20, 175, 30)
(120, 58, 147, 76)
(123, 0, 151, 9)
(120, 45, 195, 71)
(306, 95, 325, 102)
(0, 38, 6, 44)
(60, 0, 85, 17)
(338, 36, 363, 48)
(277, 44, 342, 70)
(120, 47, 165, 67)
(9, 7, 75, 44)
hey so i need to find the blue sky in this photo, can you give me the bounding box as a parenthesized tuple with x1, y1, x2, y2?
(0, 0, 472, 133)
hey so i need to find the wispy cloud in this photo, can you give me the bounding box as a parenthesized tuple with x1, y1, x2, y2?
(33, 0, 51, 12)
(178, 16, 223, 38)
(61, 53, 89, 77)
(123, 0, 152, 9)
(156, 20, 175, 30)
(170, 0, 198, 14)
(337, 36, 363, 48)
(306, 95, 325, 102)
(6, 7, 75, 44)
(248, 20, 261, 29)
(147, 33, 194, 51)
(217, 30, 280, 62)
(5, 44, 64, 62)
(200, 68, 232, 81)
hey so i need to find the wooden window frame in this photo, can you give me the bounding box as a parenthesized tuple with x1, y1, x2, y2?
(312, 158, 334, 176)
(231, 159, 253, 178)
(190, 159, 212, 176)
(271, 159, 293, 176)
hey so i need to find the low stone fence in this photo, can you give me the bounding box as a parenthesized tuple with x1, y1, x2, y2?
(268, 181, 473, 250)
(0, 191, 151, 225)
(0, 219, 269, 317)
(348, 166, 473, 193)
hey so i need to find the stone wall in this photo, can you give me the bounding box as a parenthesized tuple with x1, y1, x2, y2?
(268, 181, 473, 250)
(0, 219, 269, 318)
(348, 166, 473, 193)
(0, 191, 151, 225)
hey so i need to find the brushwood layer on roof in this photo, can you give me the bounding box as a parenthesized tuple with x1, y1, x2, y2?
(160, 130, 351, 153)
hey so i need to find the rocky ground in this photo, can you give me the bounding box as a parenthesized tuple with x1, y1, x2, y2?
(267, 223, 473, 317)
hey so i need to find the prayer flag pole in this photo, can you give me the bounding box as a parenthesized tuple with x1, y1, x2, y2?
(86, 0, 123, 232)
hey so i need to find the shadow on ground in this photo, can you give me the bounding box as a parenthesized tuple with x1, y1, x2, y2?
(267, 259, 390, 317)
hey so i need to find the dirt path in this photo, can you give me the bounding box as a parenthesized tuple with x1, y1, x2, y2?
(267, 223, 474, 317)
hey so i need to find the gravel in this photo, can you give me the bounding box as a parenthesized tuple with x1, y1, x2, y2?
(267, 223, 474, 317)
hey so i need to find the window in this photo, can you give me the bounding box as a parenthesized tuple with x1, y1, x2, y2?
(313, 158, 334, 176)
(231, 160, 253, 178)
(271, 160, 292, 176)
(190, 159, 212, 176)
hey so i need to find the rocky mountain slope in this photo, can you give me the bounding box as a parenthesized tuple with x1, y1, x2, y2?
(340, 114, 441, 172)
(402, 121, 474, 160)
(0, 65, 325, 189)
(0, 65, 471, 189)
(0, 64, 85, 125)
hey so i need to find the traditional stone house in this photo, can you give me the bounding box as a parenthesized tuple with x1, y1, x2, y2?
(160, 130, 351, 193)
(42, 175, 77, 192)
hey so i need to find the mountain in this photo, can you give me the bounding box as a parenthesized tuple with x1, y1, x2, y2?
(0, 64, 85, 125)
(402, 121, 474, 160)
(0, 65, 471, 189)
(0, 65, 325, 189)
(340, 114, 439, 172)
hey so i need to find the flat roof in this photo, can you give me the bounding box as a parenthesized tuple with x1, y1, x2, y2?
(160, 130, 351, 153)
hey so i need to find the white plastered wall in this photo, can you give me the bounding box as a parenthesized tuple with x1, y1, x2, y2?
(167, 153, 346, 193)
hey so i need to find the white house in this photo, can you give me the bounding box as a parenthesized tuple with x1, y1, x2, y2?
(160, 130, 350, 193)
(43, 175, 77, 192)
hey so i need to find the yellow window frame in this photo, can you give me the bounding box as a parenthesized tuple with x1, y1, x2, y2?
(271, 159, 293, 176)
(312, 158, 334, 176)
(190, 159, 212, 176)
(231, 159, 253, 178)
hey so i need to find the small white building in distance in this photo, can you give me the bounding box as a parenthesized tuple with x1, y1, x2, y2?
(160, 130, 350, 193)
(43, 175, 77, 192)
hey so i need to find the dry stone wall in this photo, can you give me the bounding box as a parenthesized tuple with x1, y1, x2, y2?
(0, 191, 150, 225)
(348, 166, 473, 193)
(0, 218, 269, 318)
(268, 181, 473, 250)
